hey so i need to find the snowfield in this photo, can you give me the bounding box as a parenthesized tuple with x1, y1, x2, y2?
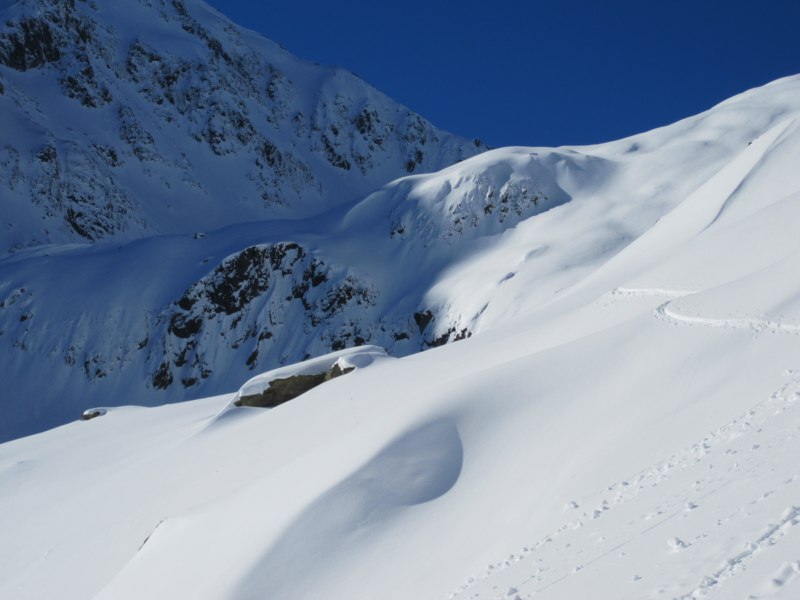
(2, 73, 800, 599)
(4, 72, 800, 442)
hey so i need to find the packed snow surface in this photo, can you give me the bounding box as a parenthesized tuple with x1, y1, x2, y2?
(2, 74, 800, 597)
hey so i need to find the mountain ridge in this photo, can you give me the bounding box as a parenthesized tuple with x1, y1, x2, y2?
(2, 4, 800, 597)
(0, 0, 485, 252)
(2, 74, 800, 441)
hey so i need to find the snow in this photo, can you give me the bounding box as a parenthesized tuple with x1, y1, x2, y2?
(6, 74, 800, 441)
(223, 344, 390, 412)
(1, 9, 800, 598)
(0, 0, 484, 253)
(4, 276, 800, 598)
(80, 407, 108, 419)
(235, 346, 388, 394)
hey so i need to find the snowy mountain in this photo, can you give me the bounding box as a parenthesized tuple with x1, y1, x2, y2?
(3, 69, 800, 442)
(0, 0, 484, 252)
(2, 2, 800, 595)
(3, 74, 800, 599)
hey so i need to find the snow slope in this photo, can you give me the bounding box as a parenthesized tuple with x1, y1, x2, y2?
(2, 75, 800, 441)
(0, 0, 484, 252)
(2, 76, 800, 599)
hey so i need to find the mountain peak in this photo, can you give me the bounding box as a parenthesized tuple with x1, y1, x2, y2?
(0, 0, 485, 252)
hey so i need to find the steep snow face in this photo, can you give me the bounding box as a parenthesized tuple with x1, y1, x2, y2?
(2, 76, 800, 441)
(0, 0, 484, 252)
(2, 80, 800, 599)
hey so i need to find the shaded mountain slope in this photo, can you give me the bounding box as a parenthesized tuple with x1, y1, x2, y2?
(0, 0, 484, 252)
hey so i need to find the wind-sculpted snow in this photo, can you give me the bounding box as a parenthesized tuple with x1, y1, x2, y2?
(3, 76, 800, 599)
(0, 0, 485, 252)
(380, 149, 574, 244)
(3, 75, 800, 441)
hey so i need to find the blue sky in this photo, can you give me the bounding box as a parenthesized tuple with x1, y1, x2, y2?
(206, 0, 800, 148)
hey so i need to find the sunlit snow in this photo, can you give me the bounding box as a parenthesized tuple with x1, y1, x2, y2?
(2, 2, 800, 598)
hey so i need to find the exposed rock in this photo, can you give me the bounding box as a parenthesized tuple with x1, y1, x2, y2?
(427, 326, 472, 348)
(80, 407, 106, 420)
(28, 141, 139, 241)
(234, 363, 354, 408)
(0, 17, 61, 71)
(414, 310, 434, 333)
(154, 243, 377, 389)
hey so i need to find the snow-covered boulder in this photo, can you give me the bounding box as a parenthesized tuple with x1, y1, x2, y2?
(230, 345, 388, 409)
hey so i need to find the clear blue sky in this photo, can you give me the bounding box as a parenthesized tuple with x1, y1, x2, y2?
(206, 0, 800, 148)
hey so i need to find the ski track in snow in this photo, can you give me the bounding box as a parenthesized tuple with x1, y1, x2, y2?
(441, 371, 800, 600)
(614, 287, 800, 336)
(656, 303, 800, 336)
(612, 287, 698, 299)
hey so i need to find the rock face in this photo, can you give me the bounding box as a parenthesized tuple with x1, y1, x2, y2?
(149, 238, 481, 393)
(154, 242, 378, 390)
(0, 0, 485, 252)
